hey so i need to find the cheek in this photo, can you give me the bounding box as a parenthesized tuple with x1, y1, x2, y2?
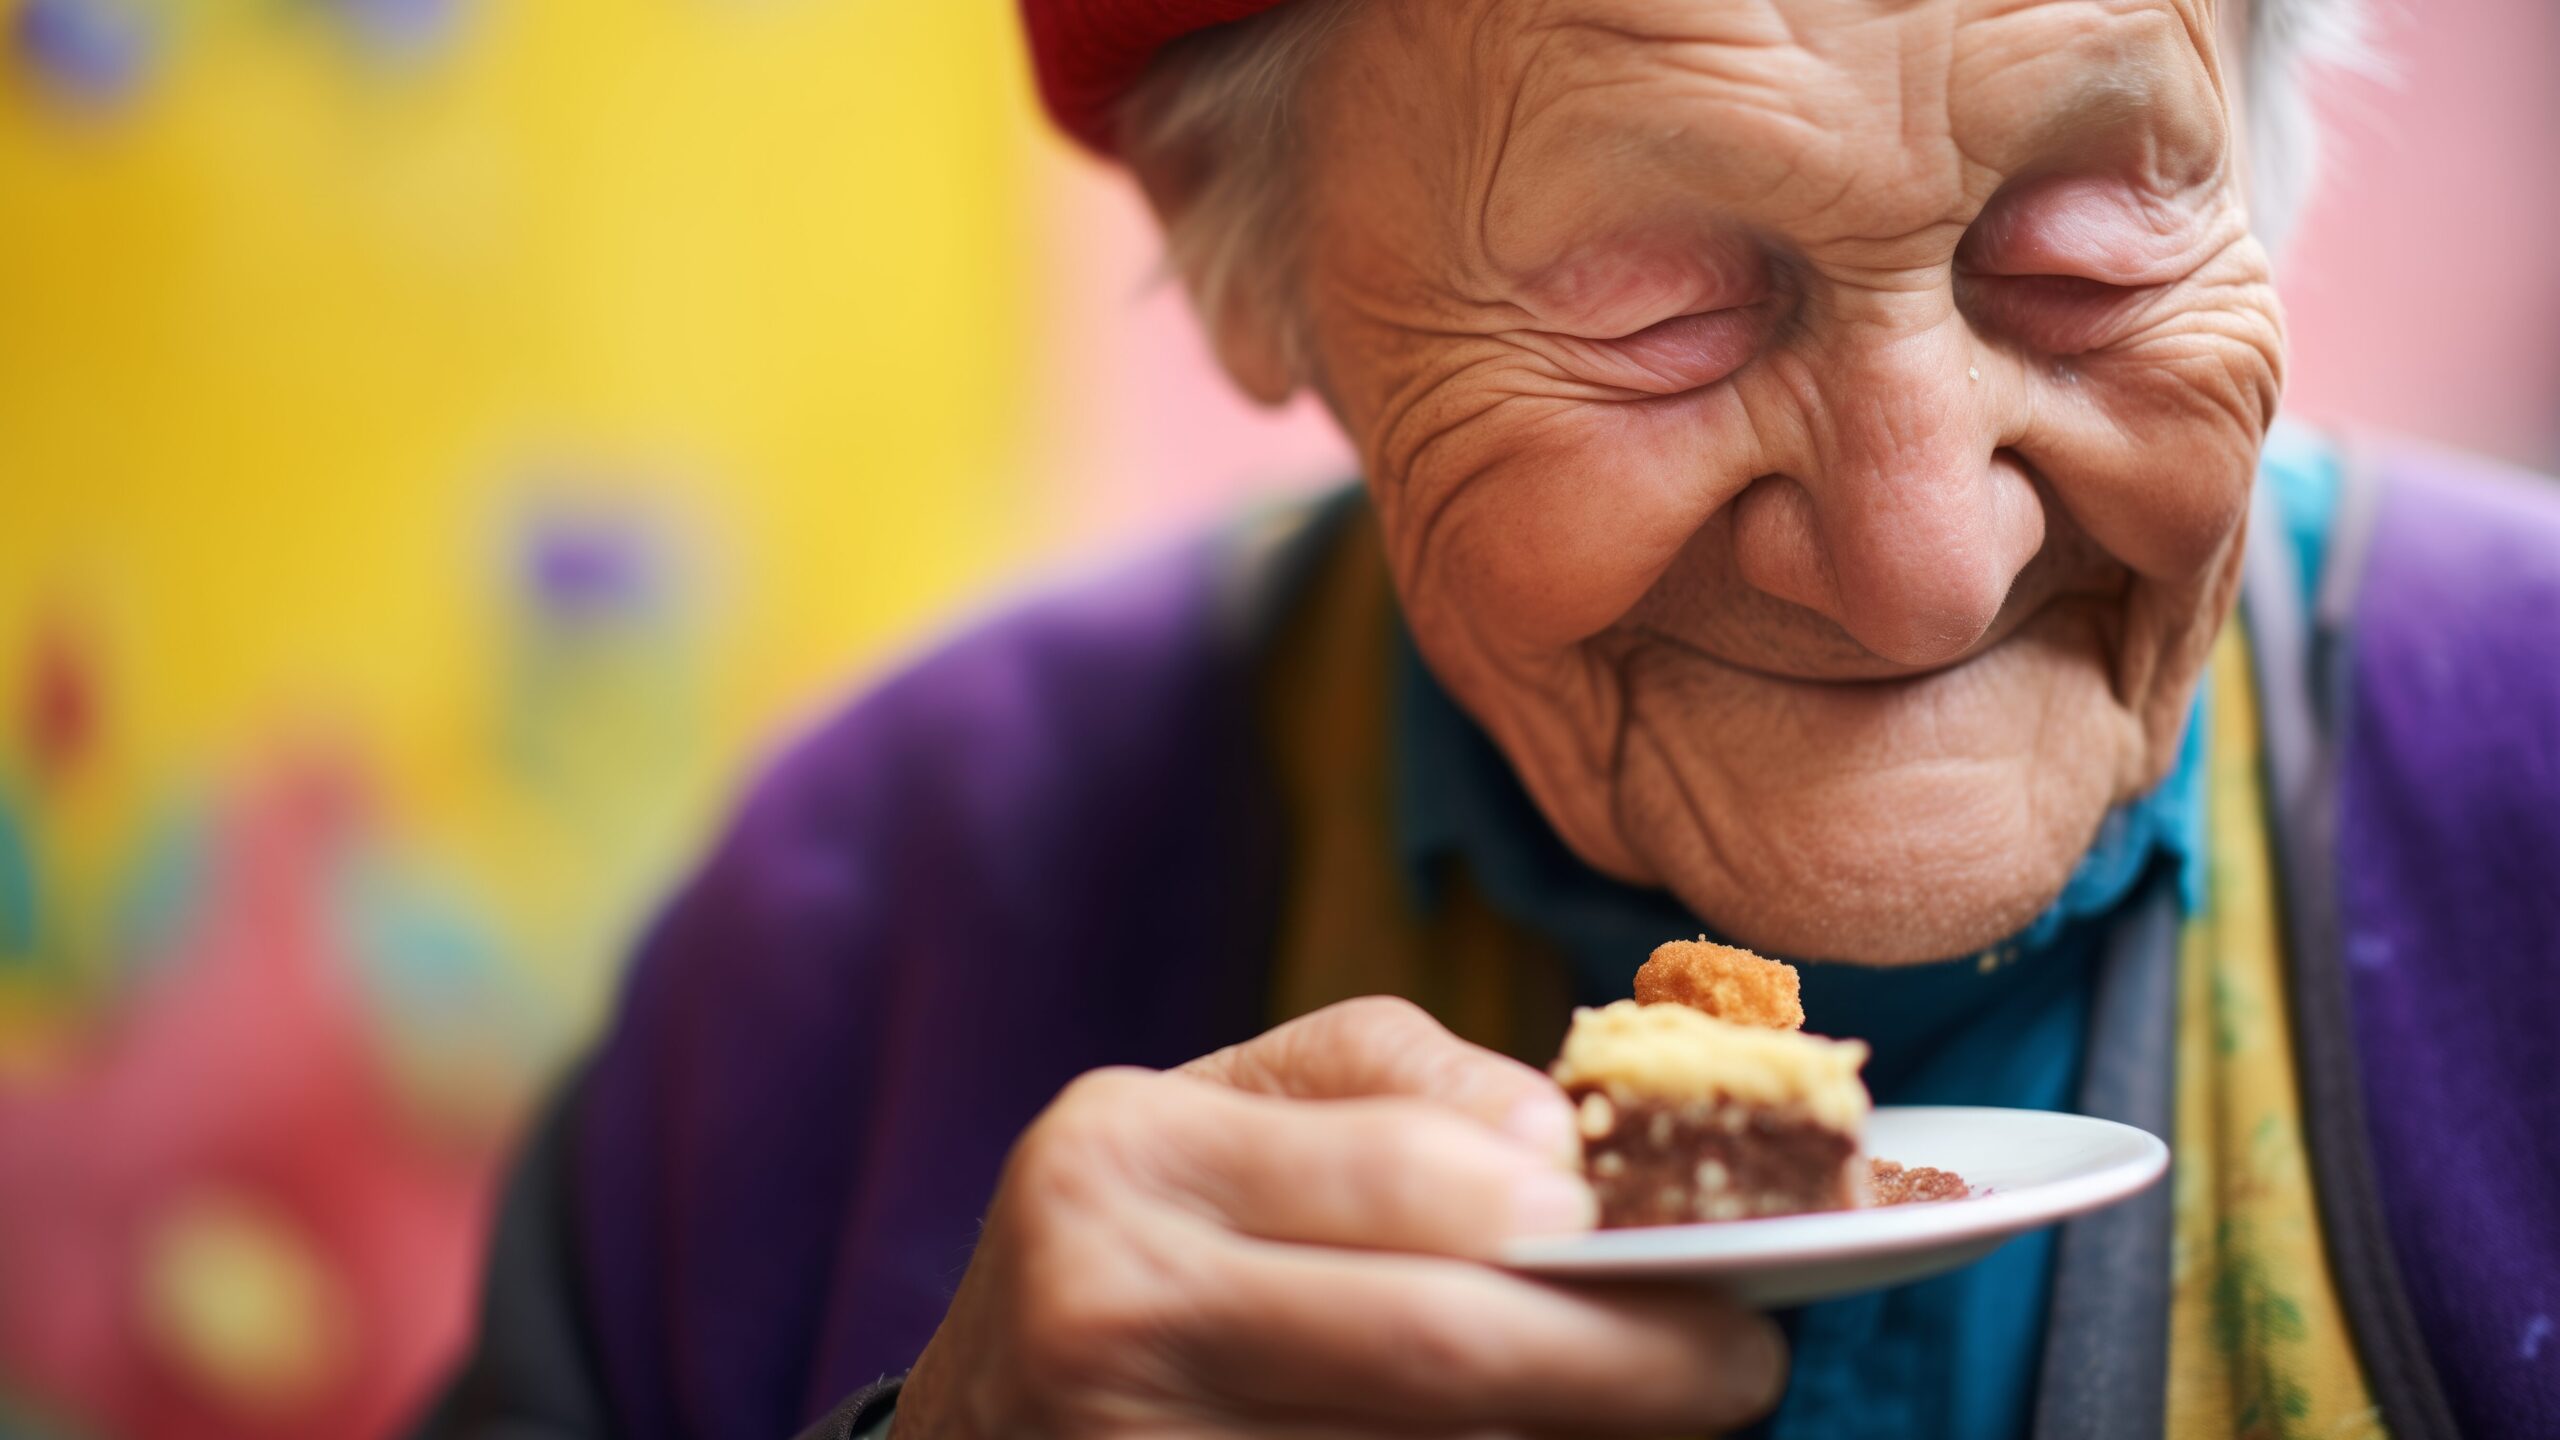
(1389, 390, 1763, 651)
(2029, 305, 2281, 580)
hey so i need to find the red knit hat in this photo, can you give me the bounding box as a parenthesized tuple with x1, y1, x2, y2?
(1020, 0, 1296, 155)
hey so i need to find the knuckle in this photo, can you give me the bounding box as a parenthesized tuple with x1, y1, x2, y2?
(1323, 997, 1529, 1111)
(1001, 1068, 1213, 1351)
(1056, 1064, 1161, 1117)
(1300, 995, 1445, 1074)
(1004, 1069, 1175, 1237)
(1025, 1069, 1156, 1169)
(1007, 1206, 1199, 1396)
(1329, 993, 1439, 1044)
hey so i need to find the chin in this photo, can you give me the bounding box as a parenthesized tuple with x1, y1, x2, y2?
(1620, 749, 2115, 964)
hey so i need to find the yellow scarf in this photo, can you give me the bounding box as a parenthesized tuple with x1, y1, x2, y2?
(2168, 631, 2383, 1438)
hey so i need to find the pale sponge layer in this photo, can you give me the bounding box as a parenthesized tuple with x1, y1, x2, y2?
(1551, 1000, 1871, 1134)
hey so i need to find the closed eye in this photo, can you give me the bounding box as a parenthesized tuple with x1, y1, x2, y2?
(1552, 302, 1774, 396)
(1957, 271, 2160, 356)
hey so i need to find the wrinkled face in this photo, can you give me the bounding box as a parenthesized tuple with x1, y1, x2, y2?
(1292, 0, 2279, 963)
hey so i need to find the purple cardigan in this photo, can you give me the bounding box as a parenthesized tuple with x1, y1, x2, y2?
(421, 446, 2560, 1438)
(2331, 448, 2560, 1432)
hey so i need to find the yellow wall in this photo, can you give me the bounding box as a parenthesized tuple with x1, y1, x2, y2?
(0, 3, 1064, 1432)
(1, 0, 1043, 1029)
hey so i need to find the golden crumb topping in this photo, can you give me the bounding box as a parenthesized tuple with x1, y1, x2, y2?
(1634, 939, 1804, 1030)
(1551, 1001, 1869, 1133)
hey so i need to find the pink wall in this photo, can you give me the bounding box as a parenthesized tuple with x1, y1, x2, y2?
(1029, 153, 1351, 557)
(2269, 0, 2560, 469)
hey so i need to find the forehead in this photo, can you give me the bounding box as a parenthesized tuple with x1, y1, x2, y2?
(1402, 0, 2231, 268)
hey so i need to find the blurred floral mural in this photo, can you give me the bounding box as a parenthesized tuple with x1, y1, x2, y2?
(0, 0, 2550, 1436)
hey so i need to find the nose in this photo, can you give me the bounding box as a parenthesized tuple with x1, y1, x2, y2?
(1730, 318, 2043, 668)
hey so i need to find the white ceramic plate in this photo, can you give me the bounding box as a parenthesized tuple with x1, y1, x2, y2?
(1502, 1105, 2169, 1308)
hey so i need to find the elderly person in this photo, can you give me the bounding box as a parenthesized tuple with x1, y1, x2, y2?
(419, 0, 2559, 1436)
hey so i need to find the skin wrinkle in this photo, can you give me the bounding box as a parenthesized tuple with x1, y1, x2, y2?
(2022, 634, 2071, 875)
(1890, 0, 1944, 156)
(1365, 347, 1510, 514)
(1478, 35, 1839, 272)
(1386, 383, 1587, 604)
(1621, 694, 1750, 910)
(1264, 0, 2275, 962)
(1469, 28, 1542, 289)
(1550, 640, 1635, 821)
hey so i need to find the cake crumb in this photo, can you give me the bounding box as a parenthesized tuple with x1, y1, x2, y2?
(1867, 1158, 1971, 1205)
(1635, 939, 1805, 1030)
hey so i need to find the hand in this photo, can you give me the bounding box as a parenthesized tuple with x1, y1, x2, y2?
(896, 996, 1787, 1437)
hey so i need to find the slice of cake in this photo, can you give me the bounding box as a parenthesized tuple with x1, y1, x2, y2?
(1553, 1000, 1870, 1225)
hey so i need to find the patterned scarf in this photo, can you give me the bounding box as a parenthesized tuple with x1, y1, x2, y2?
(2169, 631, 2381, 1438)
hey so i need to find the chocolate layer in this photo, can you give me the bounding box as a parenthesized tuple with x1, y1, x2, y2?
(1570, 1085, 1859, 1227)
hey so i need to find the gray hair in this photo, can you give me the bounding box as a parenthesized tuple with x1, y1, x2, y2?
(2247, 0, 2377, 253)
(1115, 0, 1358, 389)
(1118, 0, 2373, 391)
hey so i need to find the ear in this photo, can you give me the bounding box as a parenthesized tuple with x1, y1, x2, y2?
(1201, 289, 1300, 408)
(1126, 156, 1301, 407)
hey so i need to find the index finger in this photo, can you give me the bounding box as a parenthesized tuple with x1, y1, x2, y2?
(1178, 996, 1578, 1165)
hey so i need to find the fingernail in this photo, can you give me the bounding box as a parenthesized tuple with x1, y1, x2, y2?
(1508, 1167, 1598, 1236)
(1500, 1096, 1581, 1169)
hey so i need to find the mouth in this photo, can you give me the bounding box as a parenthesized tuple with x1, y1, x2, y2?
(1625, 625, 1957, 686)
(1621, 589, 2128, 689)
